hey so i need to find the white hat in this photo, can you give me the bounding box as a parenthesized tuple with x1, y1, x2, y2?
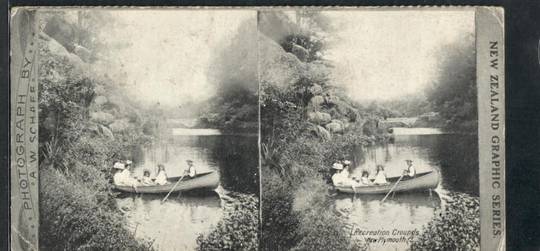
(126, 160, 133, 165)
(343, 160, 351, 165)
(113, 162, 125, 170)
(332, 163, 344, 170)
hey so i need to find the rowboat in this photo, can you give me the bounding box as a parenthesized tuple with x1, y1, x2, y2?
(334, 170, 439, 194)
(115, 170, 220, 194)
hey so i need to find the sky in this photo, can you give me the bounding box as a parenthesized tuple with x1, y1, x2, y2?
(323, 10, 475, 102)
(102, 10, 255, 107)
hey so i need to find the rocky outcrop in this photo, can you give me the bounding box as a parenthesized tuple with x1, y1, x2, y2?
(98, 125, 115, 139)
(90, 111, 114, 125)
(259, 33, 304, 88)
(325, 120, 344, 134)
(307, 111, 332, 125)
(291, 44, 309, 62)
(307, 95, 325, 111)
(109, 119, 131, 133)
(309, 84, 323, 95)
(307, 123, 331, 141)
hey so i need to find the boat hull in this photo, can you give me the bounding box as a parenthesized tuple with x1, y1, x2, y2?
(115, 171, 220, 194)
(335, 170, 439, 194)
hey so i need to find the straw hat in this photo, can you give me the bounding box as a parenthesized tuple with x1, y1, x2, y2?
(126, 160, 133, 165)
(343, 160, 351, 166)
(332, 163, 344, 170)
(113, 162, 125, 170)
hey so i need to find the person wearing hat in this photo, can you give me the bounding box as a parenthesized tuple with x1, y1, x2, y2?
(402, 159, 416, 180)
(331, 162, 345, 186)
(113, 162, 138, 191)
(113, 162, 126, 185)
(184, 160, 197, 178)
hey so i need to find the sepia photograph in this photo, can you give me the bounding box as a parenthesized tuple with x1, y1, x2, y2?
(12, 8, 258, 251)
(10, 6, 504, 251)
(260, 9, 481, 251)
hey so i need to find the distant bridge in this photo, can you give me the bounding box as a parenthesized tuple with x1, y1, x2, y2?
(379, 117, 418, 128)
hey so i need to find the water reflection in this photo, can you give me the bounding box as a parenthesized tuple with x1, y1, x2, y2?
(116, 193, 222, 251)
(335, 193, 441, 251)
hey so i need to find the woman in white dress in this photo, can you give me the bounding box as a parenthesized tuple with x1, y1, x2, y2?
(373, 165, 388, 185)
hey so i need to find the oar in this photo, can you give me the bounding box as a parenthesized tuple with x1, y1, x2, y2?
(161, 174, 186, 204)
(381, 173, 405, 203)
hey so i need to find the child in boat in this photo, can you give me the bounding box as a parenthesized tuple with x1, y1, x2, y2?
(141, 169, 154, 186)
(184, 160, 197, 178)
(155, 164, 168, 185)
(360, 170, 373, 185)
(373, 165, 388, 185)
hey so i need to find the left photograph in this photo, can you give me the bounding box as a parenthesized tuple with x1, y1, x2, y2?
(13, 9, 259, 250)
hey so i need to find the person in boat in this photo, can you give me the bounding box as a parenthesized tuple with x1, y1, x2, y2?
(184, 159, 197, 178)
(342, 160, 352, 177)
(125, 160, 133, 170)
(360, 170, 373, 186)
(331, 162, 345, 186)
(113, 162, 138, 191)
(141, 169, 154, 186)
(332, 162, 360, 188)
(402, 159, 416, 180)
(155, 164, 168, 185)
(373, 165, 389, 185)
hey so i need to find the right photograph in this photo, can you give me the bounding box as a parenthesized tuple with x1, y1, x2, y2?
(259, 9, 479, 251)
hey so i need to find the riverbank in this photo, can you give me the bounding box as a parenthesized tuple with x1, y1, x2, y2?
(38, 15, 157, 249)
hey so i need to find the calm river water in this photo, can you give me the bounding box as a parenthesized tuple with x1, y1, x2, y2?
(335, 127, 478, 251)
(115, 129, 258, 251)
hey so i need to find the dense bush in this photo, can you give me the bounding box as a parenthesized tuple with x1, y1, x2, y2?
(410, 192, 480, 250)
(261, 170, 301, 250)
(196, 193, 259, 251)
(40, 168, 152, 250)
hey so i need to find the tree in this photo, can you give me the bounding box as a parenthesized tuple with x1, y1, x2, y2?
(426, 35, 477, 132)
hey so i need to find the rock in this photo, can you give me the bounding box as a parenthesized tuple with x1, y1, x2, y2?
(93, 95, 108, 106)
(291, 43, 309, 62)
(307, 123, 331, 141)
(316, 125, 331, 140)
(307, 111, 332, 125)
(259, 33, 304, 88)
(304, 62, 331, 82)
(307, 95, 325, 111)
(90, 111, 114, 125)
(41, 32, 85, 70)
(99, 125, 114, 139)
(258, 11, 295, 43)
(325, 121, 344, 133)
(43, 16, 76, 51)
(109, 119, 131, 133)
(309, 84, 323, 95)
(73, 44, 92, 62)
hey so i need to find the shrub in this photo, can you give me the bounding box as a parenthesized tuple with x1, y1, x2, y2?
(40, 168, 153, 251)
(410, 192, 480, 250)
(196, 193, 259, 251)
(261, 169, 301, 250)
